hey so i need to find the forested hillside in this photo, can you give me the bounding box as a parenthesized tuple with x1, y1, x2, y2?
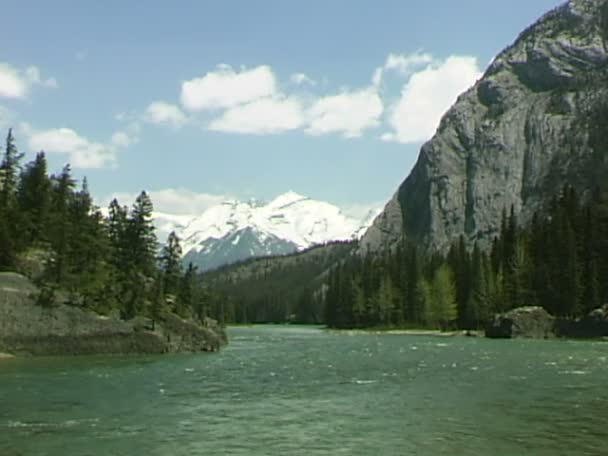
(324, 186, 608, 329)
(204, 184, 608, 330)
(0, 129, 208, 323)
(201, 242, 354, 324)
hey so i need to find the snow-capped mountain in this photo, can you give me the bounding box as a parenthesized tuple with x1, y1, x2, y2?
(177, 191, 379, 271)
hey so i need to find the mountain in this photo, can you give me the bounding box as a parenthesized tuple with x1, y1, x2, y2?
(361, 0, 608, 254)
(179, 192, 378, 271)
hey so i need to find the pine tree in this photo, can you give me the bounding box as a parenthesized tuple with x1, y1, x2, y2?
(127, 191, 157, 276)
(0, 129, 23, 211)
(177, 262, 199, 318)
(0, 129, 24, 265)
(160, 231, 183, 297)
(17, 152, 51, 245)
(48, 165, 75, 283)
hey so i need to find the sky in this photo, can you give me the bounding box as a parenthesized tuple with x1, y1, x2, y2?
(0, 0, 563, 219)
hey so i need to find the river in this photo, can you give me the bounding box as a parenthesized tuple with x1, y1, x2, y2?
(1, 326, 607, 455)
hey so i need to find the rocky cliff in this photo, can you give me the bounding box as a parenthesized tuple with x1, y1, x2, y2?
(0, 273, 227, 356)
(362, 0, 608, 253)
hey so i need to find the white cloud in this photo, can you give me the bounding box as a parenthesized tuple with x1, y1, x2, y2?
(0, 64, 28, 99)
(24, 66, 58, 88)
(144, 101, 188, 128)
(209, 97, 304, 135)
(111, 131, 137, 147)
(181, 64, 277, 111)
(385, 55, 481, 144)
(384, 52, 433, 75)
(290, 73, 316, 86)
(372, 51, 434, 89)
(104, 188, 228, 216)
(0, 63, 57, 99)
(22, 123, 124, 169)
(306, 87, 383, 138)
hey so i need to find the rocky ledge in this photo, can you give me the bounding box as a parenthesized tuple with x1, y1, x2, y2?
(0, 272, 227, 356)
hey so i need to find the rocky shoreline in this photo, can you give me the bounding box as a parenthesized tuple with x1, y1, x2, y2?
(0, 272, 227, 357)
(486, 305, 608, 340)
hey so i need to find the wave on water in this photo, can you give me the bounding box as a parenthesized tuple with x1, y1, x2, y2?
(5, 418, 100, 429)
(558, 370, 591, 375)
(353, 379, 378, 385)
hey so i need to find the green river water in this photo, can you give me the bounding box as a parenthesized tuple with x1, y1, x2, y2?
(1, 326, 607, 455)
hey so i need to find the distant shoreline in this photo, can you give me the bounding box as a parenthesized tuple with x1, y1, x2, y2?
(327, 328, 483, 337)
(227, 323, 482, 337)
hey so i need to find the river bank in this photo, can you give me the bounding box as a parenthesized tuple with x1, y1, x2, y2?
(0, 272, 227, 357)
(327, 328, 484, 337)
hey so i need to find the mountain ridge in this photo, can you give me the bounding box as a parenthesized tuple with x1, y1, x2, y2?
(361, 0, 608, 254)
(167, 192, 378, 271)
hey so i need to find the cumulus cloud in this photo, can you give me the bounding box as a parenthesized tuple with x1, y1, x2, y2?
(290, 72, 316, 86)
(111, 130, 137, 147)
(24, 66, 58, 89)
(105, 188, 228, 216)
(306, 87, 383, 138)
(384, 55, 481, 144)
(372, 51, 434, 89)
(147, 53, 480, 141)
(21, 123, 135, 169)
(0, 63, 57, 99)
(384, 52, 433, 75)
(181, 64, 277, 111)
(209, 97, 304, 135)
(144, 101, 188, 128)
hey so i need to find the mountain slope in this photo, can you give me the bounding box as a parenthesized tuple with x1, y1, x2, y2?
(361, 0, 608, 254)
(180, 192, 377, 271)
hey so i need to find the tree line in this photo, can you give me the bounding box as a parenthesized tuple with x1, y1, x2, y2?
(0, 129, 209, 324)
(324, 186, 608, 329)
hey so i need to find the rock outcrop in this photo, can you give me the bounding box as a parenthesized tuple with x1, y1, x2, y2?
(485, 306, 556, 339)
(556, 304, 608, 338)
(0, 272, 227, 356)
(361, 0, 608, 253)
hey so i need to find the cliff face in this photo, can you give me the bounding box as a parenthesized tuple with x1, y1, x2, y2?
(0, 273, 227, 356)
(362, 0, 608, 253)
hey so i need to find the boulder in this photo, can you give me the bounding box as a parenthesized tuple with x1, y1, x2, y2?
(556, 304, 608, 338)
(486, 306, 555, 339)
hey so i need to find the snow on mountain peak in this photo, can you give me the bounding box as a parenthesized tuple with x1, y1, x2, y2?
(177, 192, 378, 257)
(268, 191, 309, 209)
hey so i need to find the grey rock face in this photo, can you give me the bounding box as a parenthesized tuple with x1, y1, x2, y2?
(486, 306, 556, 339)
(359, 192, 403, 254)
(362, 0, 608, 253)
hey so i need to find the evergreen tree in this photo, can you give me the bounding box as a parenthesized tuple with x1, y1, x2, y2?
(47, 165, 75, 283)
(17, 152, 51, 245)
(127, 191, 157, 276)
(0, 129, 23, 211)
(160, 231, 183, 296)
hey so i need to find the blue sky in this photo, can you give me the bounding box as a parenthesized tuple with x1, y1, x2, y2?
(1, 0, 562, 217)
